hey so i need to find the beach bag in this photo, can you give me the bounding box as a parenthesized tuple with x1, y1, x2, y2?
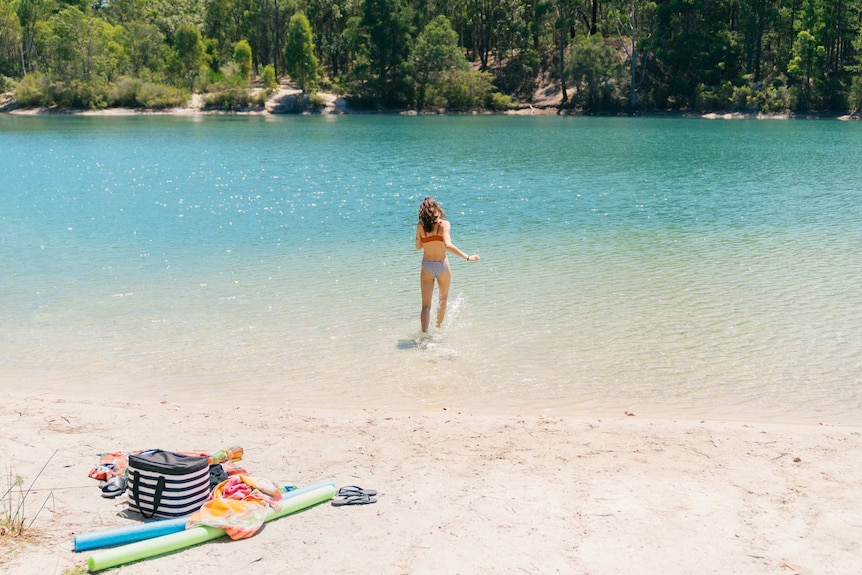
(127, 450, 211, 519)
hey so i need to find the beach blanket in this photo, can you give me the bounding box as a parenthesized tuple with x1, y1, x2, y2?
(186, 475, 283, 540)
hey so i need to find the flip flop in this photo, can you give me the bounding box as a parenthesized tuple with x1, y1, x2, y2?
(100, 475, 128, 498)
(331, 494, 377, 506)
(336, 485, 377, 497)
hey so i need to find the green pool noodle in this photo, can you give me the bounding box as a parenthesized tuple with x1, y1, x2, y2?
(87, 480, 335, 572)
(74, 483, 300, 552)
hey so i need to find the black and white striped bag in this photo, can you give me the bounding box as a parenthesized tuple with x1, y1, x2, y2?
(127, 450, 210, 519)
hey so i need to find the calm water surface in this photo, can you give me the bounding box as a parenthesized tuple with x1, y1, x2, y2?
(2, 114, 861, 424)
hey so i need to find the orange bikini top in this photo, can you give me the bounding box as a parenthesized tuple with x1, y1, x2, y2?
(420, 223, 445, 244)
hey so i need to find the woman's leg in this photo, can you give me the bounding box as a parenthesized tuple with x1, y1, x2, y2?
(435, 267, 451, 328)
(420, 267, 435, 333)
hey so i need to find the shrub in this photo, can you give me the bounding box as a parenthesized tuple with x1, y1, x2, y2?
(15, 77, 109, 109)
(435, 69, 496, 111)
(204, 85, 256, 110)
(132, 82, 189, 109)
(486, 91, 513, 111)
(307, 93, 327, 109)
(727, 81, 794, 114)
(850, 77, 862, 112)
(107, 77, 188, 109)
(233, 39, 253, 82)
(13, 73, 53, 107)
(261, 65, 278, 93)
(109, 76, 143, 107)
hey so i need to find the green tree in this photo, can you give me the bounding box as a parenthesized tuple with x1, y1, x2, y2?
(261, 62, 277, 91)
(47, 7, 125, 82)
(234, 38, 253, 81)
(565, 33, 621, 111)
(17, 0, 54, 75)
(203, 0, 240, 69)
(435, 67, 496, 110)
(303, 0, 359, 78)
(361, 0, 414, 107)
(284, 11, 320, 92)
(0, 0, 23, 77)
(149, 0, 207, 43)
(411, 15, 468, 109)
(173, 22, 206, 88)
(740, 0, 774, 82)
(120, 20, 165, 76)
(788, 29, 826, 107)
(609, 0, 656, 110)
(100, 0, 146, 24)
(652, 0, 744, 108)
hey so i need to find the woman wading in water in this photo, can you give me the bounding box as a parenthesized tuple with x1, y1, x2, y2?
(415, 197, 480, 333)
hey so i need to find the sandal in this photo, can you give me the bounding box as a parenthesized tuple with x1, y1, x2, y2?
(336, 485, 377, 497)
(100, 475, 128, 498)
(331, 493, 377, 506)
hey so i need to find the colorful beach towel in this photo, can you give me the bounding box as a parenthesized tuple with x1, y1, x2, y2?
(88, 452, 129, 481)
(186, 475, 283, 540)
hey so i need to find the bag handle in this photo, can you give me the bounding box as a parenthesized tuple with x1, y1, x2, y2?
(131, 470, 165, 519)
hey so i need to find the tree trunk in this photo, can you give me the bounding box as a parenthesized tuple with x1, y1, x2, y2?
(560, 31, 567, 103)
(630, 36, 637, 109)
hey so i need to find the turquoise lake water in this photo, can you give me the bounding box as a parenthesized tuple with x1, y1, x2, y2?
(2, 114, 861, 424)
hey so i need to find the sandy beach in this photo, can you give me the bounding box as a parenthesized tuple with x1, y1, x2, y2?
(1, 388, 860, 575)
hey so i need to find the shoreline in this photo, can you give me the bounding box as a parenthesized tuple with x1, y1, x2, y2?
(2, 389, 861, 574)
(3, 89, 859, 119)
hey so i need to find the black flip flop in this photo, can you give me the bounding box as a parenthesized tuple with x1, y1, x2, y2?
(336, 485, 377, 497)
(331, 493, 377, 506)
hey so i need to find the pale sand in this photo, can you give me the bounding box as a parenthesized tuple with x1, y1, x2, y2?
(2, 389, 861, 575)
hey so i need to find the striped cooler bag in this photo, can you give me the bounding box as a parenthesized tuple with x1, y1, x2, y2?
(127, 450, 211, 519)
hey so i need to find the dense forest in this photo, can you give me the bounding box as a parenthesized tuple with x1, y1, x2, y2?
(1, 0, 861, 114)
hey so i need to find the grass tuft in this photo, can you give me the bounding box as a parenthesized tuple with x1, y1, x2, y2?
(1, 450, 57, 540)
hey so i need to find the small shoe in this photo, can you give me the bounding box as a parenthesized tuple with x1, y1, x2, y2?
(331, 493, 377, 506)
(100, 475, 127, 498)
(336, 485, 377, 498)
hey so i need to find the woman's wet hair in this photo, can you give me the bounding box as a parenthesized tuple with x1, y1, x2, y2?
(419, 197, 447, 232)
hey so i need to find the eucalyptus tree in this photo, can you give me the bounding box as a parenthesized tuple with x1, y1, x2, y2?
(120, 19, 165, 76)
(204, 0, 243, 69)
(234, 38, 253, 81)
(284, 11, 320, 91)
(608, 0, 655, 110)
(411, 14, 468, 108)
(820, 0, 858, 77)
(652, 0, 743, 108)
(524, 0, 554, 51)
(553, 0, 579, 104)
(17, 0, 55, 74)
(565, 31, 619, 110)
(246, 0, 288, 76)
(0, 0, 23, 76)
(360, 0, 415, 106)
(464, 0, 495, 68)
(173, 22, 207, 87)
(788, 29, 825, 107)
(302, 0, 361, 77)
(46, 6, 124, 82)
(148, 0, 206, 43)
(98, 0, 147, 24)
(741, 0, 773, 81)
